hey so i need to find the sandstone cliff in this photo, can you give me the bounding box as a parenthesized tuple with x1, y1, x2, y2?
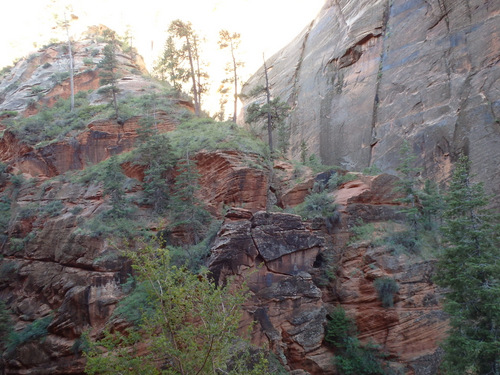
(0, 23, 449, 375)
(241, 0, 500, 209)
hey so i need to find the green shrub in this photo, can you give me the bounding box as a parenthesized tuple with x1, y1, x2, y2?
(111, 282, 155, 326)
(167, 117, 267, 157)
(362, 165, 382, 176)
(9, 174, 25, 188)
(83, 57, 95, 66)
(382, 230, 421, 255)
(295, 190, 340, 233)
(328, 172, 357, 190)
(41, 200, 64, 217)
(0, 299, 12, 349)
(0, 110, 18, 117)
(30, 85, 44, 95)
(325, 307, 354, 348)
(7, 95, 105, 146)
(7, 315, 53, 352)
(8, 238, 24, 253)
(350, 220, 376, 243)
(325, 307, 387, 375)
(373, 278, 399, 308)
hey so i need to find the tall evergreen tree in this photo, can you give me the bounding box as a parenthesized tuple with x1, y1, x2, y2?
(435, 155, 500, 375)
(167, 20, 208, 117)
(98, 30, 121, 121)
(218, 30, 244, 123)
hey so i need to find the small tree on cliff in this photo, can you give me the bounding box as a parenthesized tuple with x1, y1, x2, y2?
(435, 155, 500, 375)
(218, 30, 244, 123)
(245, 56, 290, 156)
(98, 30, 121, 121)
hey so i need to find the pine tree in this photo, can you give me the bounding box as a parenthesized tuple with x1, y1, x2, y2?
(169, 153, 210, 244)
(395, 140, 422, 237)
(98, 30, 121, 121)
(245, 57, 290, 156)
(435, 155, 500, 375)
(218, 30, 244, 123)
(167, 20, 208, 117)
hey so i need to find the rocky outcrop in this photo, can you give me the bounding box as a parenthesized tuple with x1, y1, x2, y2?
(241, 0, 500, 208)
(208, 209, 331, 374)
(194, 150, 269, 215)
(0, 112, 177, 178)
(209, 174, 447, 374)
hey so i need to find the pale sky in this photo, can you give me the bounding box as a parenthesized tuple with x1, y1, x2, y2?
(0, 0, 324, 113)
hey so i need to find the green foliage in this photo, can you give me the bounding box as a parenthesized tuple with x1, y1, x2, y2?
(0, 110, 18, 117)
(325, 307, 387, 375)
(325, 307, 355, 348)
(51, 71, 70, 84)
(0, 261, 19, 285)
(83, 57, 95, 66)
(327, 172, 357, 190)
(133, 134, 176, 213)
(350, 220, 376, 243)
(362, 165, 382, 176)
(111, 281, 156, 326)
(98, 30, 121, 119)
(41, 200, 64, 217)
(168, 117, 267, 157)
(7, 95, 105, 146)
(85, 245, 265, 375)
(0, 299, 12, 349)
(245, 97, 290, 154)
(294, 190, 340, 233)
(74, 157, 141, 239)
(169, 156, 212, 244)
(168, 220, 222, 272)
(373, 278, 399, 308)
(0, 196, 11, 243)
(85, 327, 159, 375)
(434, 155, 500, 375)
(7, 315, 53, 352)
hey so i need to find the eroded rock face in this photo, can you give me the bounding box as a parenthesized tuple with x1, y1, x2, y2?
(241, 0, 500, 208)
(208, 210, 331, 374)
(195, 150, 269, 215)
(209, 174, 447, 374)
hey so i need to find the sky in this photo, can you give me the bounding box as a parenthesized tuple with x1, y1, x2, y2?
(0, 0, 324, 113)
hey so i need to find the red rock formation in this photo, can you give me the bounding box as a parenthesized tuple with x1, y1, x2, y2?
(208, 174, 447, 375)
(195, 150, 268, 215)
(241, 0, 500, 209)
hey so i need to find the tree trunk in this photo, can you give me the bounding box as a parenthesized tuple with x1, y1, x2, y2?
(185, 36, 200, 117)
(263, 55, 273, 155)
(64, 18, 75, 112)
(231, 40, 238, 123)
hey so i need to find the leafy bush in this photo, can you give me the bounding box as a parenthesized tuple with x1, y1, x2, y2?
(373, 278, 399, 308)
(7, 315, 53, 352)
(295, 190, 340, 232)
